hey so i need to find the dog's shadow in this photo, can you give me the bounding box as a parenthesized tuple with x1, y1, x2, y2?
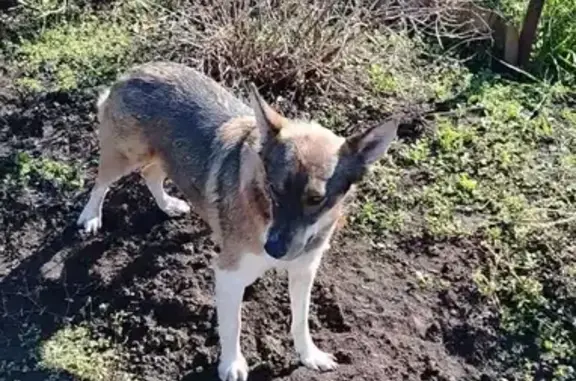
(1, 181, 199, 377)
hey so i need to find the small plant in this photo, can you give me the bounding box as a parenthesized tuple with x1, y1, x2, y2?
(16, 17, 133, 91)
(536, 0, 576, 83)
(369, 63, 399, 94)
(40, 324, 129, 381)
(1, 152, 83, 190)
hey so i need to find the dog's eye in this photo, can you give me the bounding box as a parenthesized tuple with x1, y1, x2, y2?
(306, 195, 325, 206)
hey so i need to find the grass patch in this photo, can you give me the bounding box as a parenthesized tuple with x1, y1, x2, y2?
(0, 322, 128, 381)
(15, 17, 133, 91)
(40, 324, 128, 381)
(353, 70, 576, 379)
(0, 152, 83, 191)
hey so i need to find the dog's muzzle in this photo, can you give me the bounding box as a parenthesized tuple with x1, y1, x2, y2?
(264, 230, 289, 259)
(265, 229, 314, 260)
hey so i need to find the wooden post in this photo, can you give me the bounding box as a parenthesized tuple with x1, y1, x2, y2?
(518, 0, 546, 67)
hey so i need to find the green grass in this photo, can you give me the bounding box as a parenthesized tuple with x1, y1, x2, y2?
(7, 0, 163, 92)
(535, 0, 576, 83)
(353, 66, 576, 379)
(15, 17, 133, 91)
(0, 152, 84, 191)
(40, 324, 129, 381)
(0, 323, 129, 381)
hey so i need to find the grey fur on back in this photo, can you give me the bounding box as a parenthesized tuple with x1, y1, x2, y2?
(105, 61, 256, 201)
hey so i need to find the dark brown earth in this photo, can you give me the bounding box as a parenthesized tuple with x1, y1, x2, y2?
(0, 77, 498, 381)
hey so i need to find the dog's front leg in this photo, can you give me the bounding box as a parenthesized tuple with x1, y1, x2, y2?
(288, 250, 338, 371)
(214, 254, 268, 381)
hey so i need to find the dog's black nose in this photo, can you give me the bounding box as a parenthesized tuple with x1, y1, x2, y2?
(264, 235, 288, 259)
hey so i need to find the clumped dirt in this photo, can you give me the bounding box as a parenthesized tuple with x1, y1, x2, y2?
(0, 74, 497, 381)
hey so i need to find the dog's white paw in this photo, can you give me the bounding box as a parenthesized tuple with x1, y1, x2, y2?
(160, 196, 190, 216)
(218, 355, 248, 381)
(77, 209, 102, 234)
(299, 346, 338, 371)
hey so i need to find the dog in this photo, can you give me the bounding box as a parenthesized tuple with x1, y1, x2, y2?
(77, 61, 398, 381)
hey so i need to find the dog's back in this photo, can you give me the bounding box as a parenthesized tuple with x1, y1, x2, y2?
(99, 62, 270, 231)
(81, 62, 272, 256)
(100, 61, 254, 199)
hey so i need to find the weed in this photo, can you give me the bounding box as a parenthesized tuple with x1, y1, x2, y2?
(1, 152, 83, 191)
(40, 324, 129, 381)
(15, 17, 132, 91)
(354, 72, 576, 378)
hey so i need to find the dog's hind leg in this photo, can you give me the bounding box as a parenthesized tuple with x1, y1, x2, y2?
(77, 148, 138, 234)
(141, 162, 190, 217)
(288, 249, 338, 371)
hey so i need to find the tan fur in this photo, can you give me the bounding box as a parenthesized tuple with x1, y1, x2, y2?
(94, 104, 154, 187)
(205, 116, 272, 269)
(280, 120, 345, 191)
(216, 184, 272, 269)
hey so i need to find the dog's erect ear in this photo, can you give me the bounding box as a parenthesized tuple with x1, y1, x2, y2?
(239, 143, 266, 193)
(248, 82, 285, 137)
(343, 119, 398, 166)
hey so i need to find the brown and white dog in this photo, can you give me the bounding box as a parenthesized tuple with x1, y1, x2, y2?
(77, 62, 398, 381)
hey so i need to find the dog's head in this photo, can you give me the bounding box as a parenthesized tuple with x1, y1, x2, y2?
(247, 84, 398, 260)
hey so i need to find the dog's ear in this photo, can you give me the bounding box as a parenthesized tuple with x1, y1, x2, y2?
(248, 82, 286, 137)
(342, 119, 398, 168)
(239, 143, 266, 193)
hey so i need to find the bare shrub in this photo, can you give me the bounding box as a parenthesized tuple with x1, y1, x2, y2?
(144, 1, 366, 101)
(141, 0, 493, 105)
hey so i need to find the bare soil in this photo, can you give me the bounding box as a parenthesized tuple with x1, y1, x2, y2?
(0, 77, 497, 381)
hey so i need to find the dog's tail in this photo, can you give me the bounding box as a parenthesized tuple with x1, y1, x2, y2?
(95, 87, 111, 125)
(97, 87, 111, 109)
